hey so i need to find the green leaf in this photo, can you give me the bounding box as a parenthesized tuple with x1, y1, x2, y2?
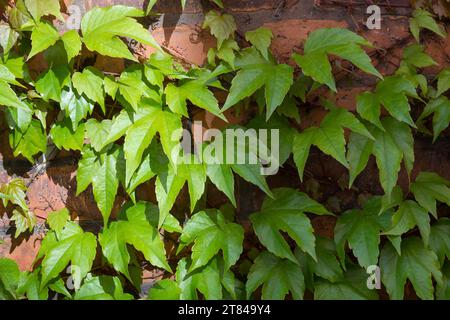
(47, 208, 70, 233)
(293, 28, 381, 91)
(203, 10, 236, 49)
(9, 119, 47, 163)
(24, 0, 64, 22)
(294, 107, 372, 180)
(175, 257, 223, 300)
(297, 237, 343, 283)
(124, 106, 182, 183)
(314, 266, 378, 300)
(76, 145, 122, 225)
(223, 48, 293, 120)
(418, 96, 450, 142)
(206, 163, 236, 207)
(60, 86, 94, 131)
(250, 188, 329, 263)
(72, 67, 105, 112)
(409, 9, 446, 42)
(384, 200, 431, 246)
(373, 76, 417, 127)
(410, 172, 450, 218)
(165, 80, 225, 120)
(99, 202, 171, 280)
(179, 209, 244, 272)
(380, 237, 442, 300)
(245, 27, 273, 60)
(0, 81, 30, 110)
(0, 258, 20, 299)
(155, 157, 206, 227)
(35, 66, 70, 102)
(347, 117, 414, 197)
(61, 30, 82, 62)
(81, 6, 161, 61)
(429, 218, 450, 267)
(246, 251, 305, 300)
(437, 263, 450, 300)
(0, 23, 20, 54)
(402, 44, 437, 68)
(39, 222, 97, 289)
(28, 21, 60, 60)
(148, 279, 181, 300)
(437, 68, 450, 97)
(335, 198, 388, 268)
(50, 118, 85, 151)
(74, 275, 133, 300)
(11, 208, 36, 238)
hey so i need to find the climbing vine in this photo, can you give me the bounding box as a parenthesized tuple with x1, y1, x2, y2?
(0, 0, 449, 300)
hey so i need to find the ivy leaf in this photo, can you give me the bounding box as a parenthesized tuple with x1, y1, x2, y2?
(61, 30, 82, 62)
(60, 86, 94, 131)
(179, 209, 244, 272)
(293, 107, 373, 181)
(245, 27, 273, 60)
(175, 257, 224, 300)
(148, 279, 181, 300)
(296, 237, 343, 284)
(28, 21, 60, 60)
(203, 10, 236, 49)
(38, 222, 97, 289)
(402, 44, 437, 68)
(437, 68, 450, 96)
(72, 67, 105, 112)
(429, 218, 450, 267)
(347, 117, 414, 197)
(9, 119, 47, 163)
(206, 163, 236, 207)
(155, 157, 206, 227)
(165, 80, 225, 120)
(223, 48, 294, 120)
(335, 198, 389, 268)
(409, 9, 446, 43)
(410, 172, 450, 218)
(11, 208, 36, 238)
(250, 188, 330, 263)
(50, 118, 85, 151)
(376, 76, 417, 127)
(124, 106, 182, 183)
(246, 251, 305, 300)
(0, 81, 30, 110)
(293, 28, 381, 92)
(214, 39, 239, 68)
(0, 178, 28, 210)
(384, 200, 431, 246)
(314, 266, 378, 300)
(46, 208, 70, 234)
(24, 0, 64, 22)
(81, 6, 161, 61)
(0, 258, 20, 299)
(99, 202, 171, 280)
(74, 275, 133, 300)
(35, 66, 70, 102)
(76, 145, 123, 225)
(0, 23, 20, 54)
(417, 96, 450, 142)
(380, 237, 442, 300)
(437, 263, 450, 300)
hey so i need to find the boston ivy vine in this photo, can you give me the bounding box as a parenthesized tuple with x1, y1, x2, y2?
(0, 0, 449, 300)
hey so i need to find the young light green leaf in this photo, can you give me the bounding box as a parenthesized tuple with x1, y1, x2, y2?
(203, 10, 236, 49)
(81, 6, 161, 61)
(409, 9, 447, 42)
(245, 27, 273, 60)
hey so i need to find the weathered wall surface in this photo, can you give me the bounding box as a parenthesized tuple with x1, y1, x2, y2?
(1, 0, 450, 274)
